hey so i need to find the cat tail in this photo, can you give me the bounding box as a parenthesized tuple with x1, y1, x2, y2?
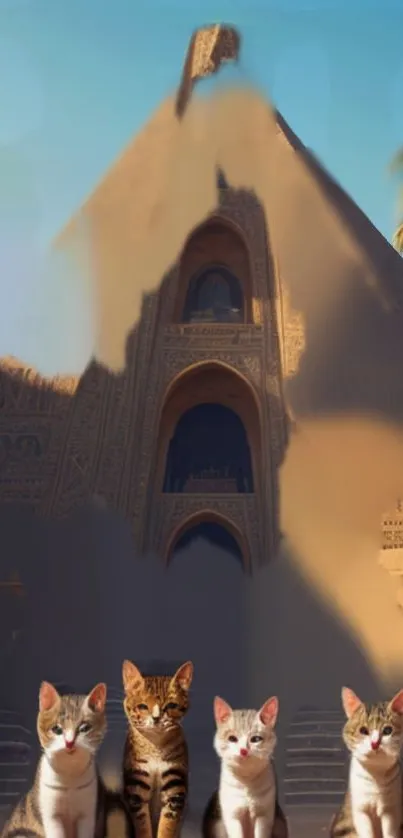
(104, 792, 134, 838)
(101, 765, 122, 792)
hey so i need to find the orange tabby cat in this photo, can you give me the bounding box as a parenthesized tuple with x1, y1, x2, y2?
(122, 659, 193, 838)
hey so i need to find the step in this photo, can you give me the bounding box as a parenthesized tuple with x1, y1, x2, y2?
(0, 711, 34, 808)
(284, 708, 348, 809)
(291, 709, 345, 721)
(285, 790, 345, 807)
(286, 746, 345, 760)
(288, 720, 343, 734)
(285, 761, 347, 780)
(0, 744, 31, 763)
(284, 778, 345, 792)
(286, 728, 343, 747)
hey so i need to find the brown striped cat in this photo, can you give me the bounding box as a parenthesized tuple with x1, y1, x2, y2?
(330, 687, 403, 838)
(122, 659, 193, 838)
(1, 681, 133, 838)
(203, 696, 289, 838)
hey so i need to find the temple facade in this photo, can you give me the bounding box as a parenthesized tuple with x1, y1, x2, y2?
(0, 17, 400, 571)
(0, 25, 403, 826)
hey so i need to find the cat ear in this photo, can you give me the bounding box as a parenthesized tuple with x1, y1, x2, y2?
(389, 689, 403, 715)
(39, 681, 60, 712)
(341, 687, 363, 718)
(172, 661, 193, 692)
(258, 696, 279, 727)
(87, 683, 107, 713)
(214, 696, 233, 725)
(122, 660, 144, 692)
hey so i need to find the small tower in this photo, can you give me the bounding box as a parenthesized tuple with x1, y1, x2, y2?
(119, 25, 289, 569)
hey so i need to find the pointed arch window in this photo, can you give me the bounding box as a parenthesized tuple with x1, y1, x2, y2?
(163, 402, 254, 494)
(182, 265, 243, 324)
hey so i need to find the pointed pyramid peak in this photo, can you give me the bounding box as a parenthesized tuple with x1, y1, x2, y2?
(176, 23, 241, 117)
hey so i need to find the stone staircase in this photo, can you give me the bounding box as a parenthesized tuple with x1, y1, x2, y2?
(0, 710, 33, 825)
(284, 707, 348, 809)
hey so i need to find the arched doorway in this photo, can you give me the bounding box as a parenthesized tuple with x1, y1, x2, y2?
(156, 361, 261, 496)
(173, 219, 253, 323)
(153, 364, 260, 810)
(165, 509, 250, 571)
(173, 520, 243, 564)
(165, 514, 247, 816)
(163, 403, 254, 494)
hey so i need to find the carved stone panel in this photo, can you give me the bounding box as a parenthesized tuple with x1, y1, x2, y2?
(0, 421, 51, 504)
(0, 360, 76, 508)
(281, 290, 306, 379)
(382, 505, 403, 550)
(163, 324, 263, 349)
(162, 350, 262, 389)
(43, 365, 110, 518)
(146, 492, 262, 569)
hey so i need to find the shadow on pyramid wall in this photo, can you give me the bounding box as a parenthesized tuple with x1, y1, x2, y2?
(0, 313, 383, 810)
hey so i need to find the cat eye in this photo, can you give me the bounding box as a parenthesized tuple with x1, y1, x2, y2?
(359, 726, 369, 735)
(383, 725, 393, 736)
(78, 722, 91, 733)
(51, 725, 63, 735)
(137, 703, 148, 711)
(250, 735, 263, 743)
(164, 703, 179, 711)
(228, 735, 238, 742)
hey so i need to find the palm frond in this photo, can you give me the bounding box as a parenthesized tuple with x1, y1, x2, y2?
(392, 221, 403, 253)
(390, 148, 403, 176)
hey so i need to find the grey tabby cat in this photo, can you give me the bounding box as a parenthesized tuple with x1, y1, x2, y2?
(331, 686, 403, 838)
(1, 680, 133, 838)
(203, 695, 288, 838)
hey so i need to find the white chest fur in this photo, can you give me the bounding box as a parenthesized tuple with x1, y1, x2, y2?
(219, 761, 276, 838)
(39, 753, 98, 838)
(350, 756, 402, 838)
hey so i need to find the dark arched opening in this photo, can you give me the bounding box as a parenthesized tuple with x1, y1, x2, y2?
(172, 521, 243, 564)
(163, 402, 254, 494)
(182, 264, 243, 323)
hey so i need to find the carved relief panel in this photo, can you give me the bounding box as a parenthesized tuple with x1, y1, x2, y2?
(120, 189, 287, 566)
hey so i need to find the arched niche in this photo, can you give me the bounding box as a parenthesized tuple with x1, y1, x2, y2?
(183, 264, 244, 324)
(174, 219, 253, 324)
(163, 403, 253, 493)
(156, 361, 261, 495)
(165, 511, 250, 571)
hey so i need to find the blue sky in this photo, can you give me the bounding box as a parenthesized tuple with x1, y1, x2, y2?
(1, 0, 403, 372)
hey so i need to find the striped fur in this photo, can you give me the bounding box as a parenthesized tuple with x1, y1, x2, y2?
(122, 660, 193, 838)
(1, 777, 134, 838)
(331, 687, 403, 838)
(1, 682, 133, 838)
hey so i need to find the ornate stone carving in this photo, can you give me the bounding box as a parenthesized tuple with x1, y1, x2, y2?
(252, 299, 263, 325)
(281, 292, 306, 378)
(163, 324, 263, 349)
(176, 25, 240, 118)
(161, 351, 261, 390)
(42, 364, 109, 517)
(147, 493, 261, 570)
(381, 503, 403, 550)
(0, 358, 78, 412)
(0, 26, 399, 577)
